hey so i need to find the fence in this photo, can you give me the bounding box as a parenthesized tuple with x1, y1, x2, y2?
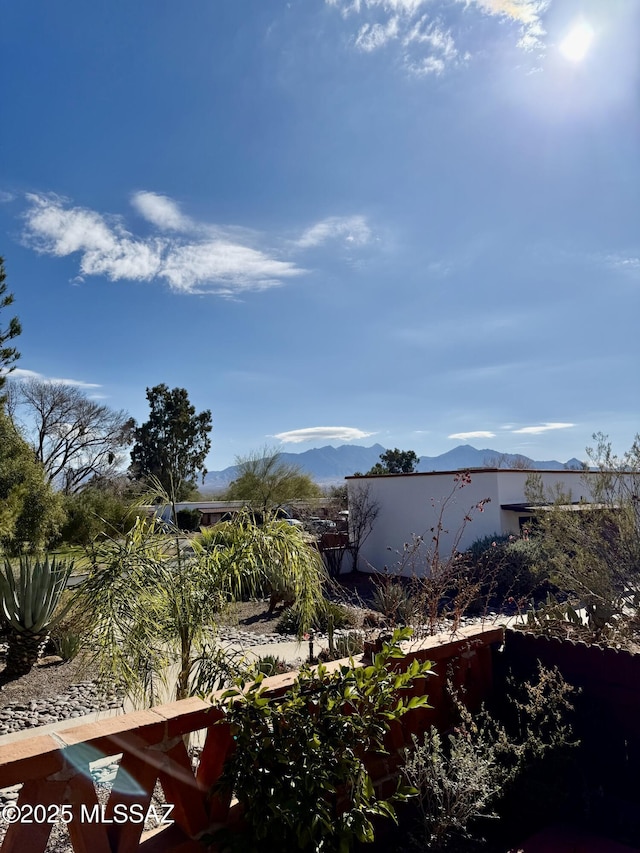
(0, 625, 503, 852)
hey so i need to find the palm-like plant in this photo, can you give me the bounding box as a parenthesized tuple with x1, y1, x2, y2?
(80, 511, 326, 705)
(0, 555, 74, 679)
(194, 510, 327, 633)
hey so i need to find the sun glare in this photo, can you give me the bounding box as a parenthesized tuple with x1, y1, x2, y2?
(559, 21, 594, 62)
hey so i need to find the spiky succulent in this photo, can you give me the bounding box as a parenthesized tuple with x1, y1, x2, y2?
(0, 555, 74, 636)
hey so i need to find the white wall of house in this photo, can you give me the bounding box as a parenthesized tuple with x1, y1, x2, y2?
(347, 469, 595, 575)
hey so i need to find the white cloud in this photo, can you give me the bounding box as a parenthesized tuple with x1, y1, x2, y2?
(327, 0, 429, 15)
(296, 215, 372, 249)
(131, 191, 193, 232)
(326, 0, 549, 74)
(448, 430, 496, 440)
(274, 426, 375, 443)
(3, 367, 101, 388)
(0, 191, 15, 203)
(355, 16, 400, 51)
(512, 422, 574, 434)
(21, 193, 306, 295)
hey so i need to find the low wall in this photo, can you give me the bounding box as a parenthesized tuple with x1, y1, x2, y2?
(502, 628, 640, 748)
(0, 625, 503, 852)
(501, 627, 640, 836)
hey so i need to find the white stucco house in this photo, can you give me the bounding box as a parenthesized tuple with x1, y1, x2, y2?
(346, 468, 598, 575)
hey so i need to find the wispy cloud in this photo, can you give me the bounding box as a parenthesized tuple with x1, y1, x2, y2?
(448, 430, 496, 440)
(512, 422, 574, 434)
(355, 16, 400, 52)
(295, 215, 372, 249)
(602, 253, 640, 276)
(326, 0, 550, 75)
(21, 192, 307, 296)
(4, 367, 101, 388)
(20, 193, 375, 296)
(274, 426, 375, 443)
(0, 191, 15, 203)
(463, 0, 550, 53)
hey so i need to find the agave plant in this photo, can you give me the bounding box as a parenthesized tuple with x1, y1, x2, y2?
(0, 555, 74, 679)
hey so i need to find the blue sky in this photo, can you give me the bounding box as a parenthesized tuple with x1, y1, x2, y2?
(1, 0, 638, 471)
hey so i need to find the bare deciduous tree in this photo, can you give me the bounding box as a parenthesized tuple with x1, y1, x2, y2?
(347, 481, 379, 572)
(7, 379, 135, 493)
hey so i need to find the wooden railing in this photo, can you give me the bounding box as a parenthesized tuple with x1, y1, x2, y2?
(0, 625, 503, 852)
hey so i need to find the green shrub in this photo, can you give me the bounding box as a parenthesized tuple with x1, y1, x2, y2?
(58, 488, 136, 546)
(467, 534, 548, 604)
(370, 575, 416, 625)
(275, 600, 356, 635)
(213, 628, 431, 852)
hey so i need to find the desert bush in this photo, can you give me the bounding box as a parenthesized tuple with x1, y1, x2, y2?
(402, 663, 578, 851)
(275, 599, 356, 636)
(467, 533, 548, 605)
(58, 488, 136, 546)
(387, 473, 490, 636)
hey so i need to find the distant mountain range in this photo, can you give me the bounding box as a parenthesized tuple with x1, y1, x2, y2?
(201, 444, 584, 492)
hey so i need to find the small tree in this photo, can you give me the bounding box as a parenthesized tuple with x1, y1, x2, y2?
(388, 472, 491, 635)
(0, 256, 21, 399)
(225, 446, 321, 514)
(529, 433, 640, 640)
(130, 384, 212, 502)
(81, 511, 326, 704)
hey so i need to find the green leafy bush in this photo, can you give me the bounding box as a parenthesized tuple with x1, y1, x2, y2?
(58, 488, 136, 546)
(214, 628, 432, 852)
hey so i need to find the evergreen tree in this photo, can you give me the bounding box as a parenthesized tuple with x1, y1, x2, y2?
(130, 384, 212, 501)
(0, 257, 22, 397)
